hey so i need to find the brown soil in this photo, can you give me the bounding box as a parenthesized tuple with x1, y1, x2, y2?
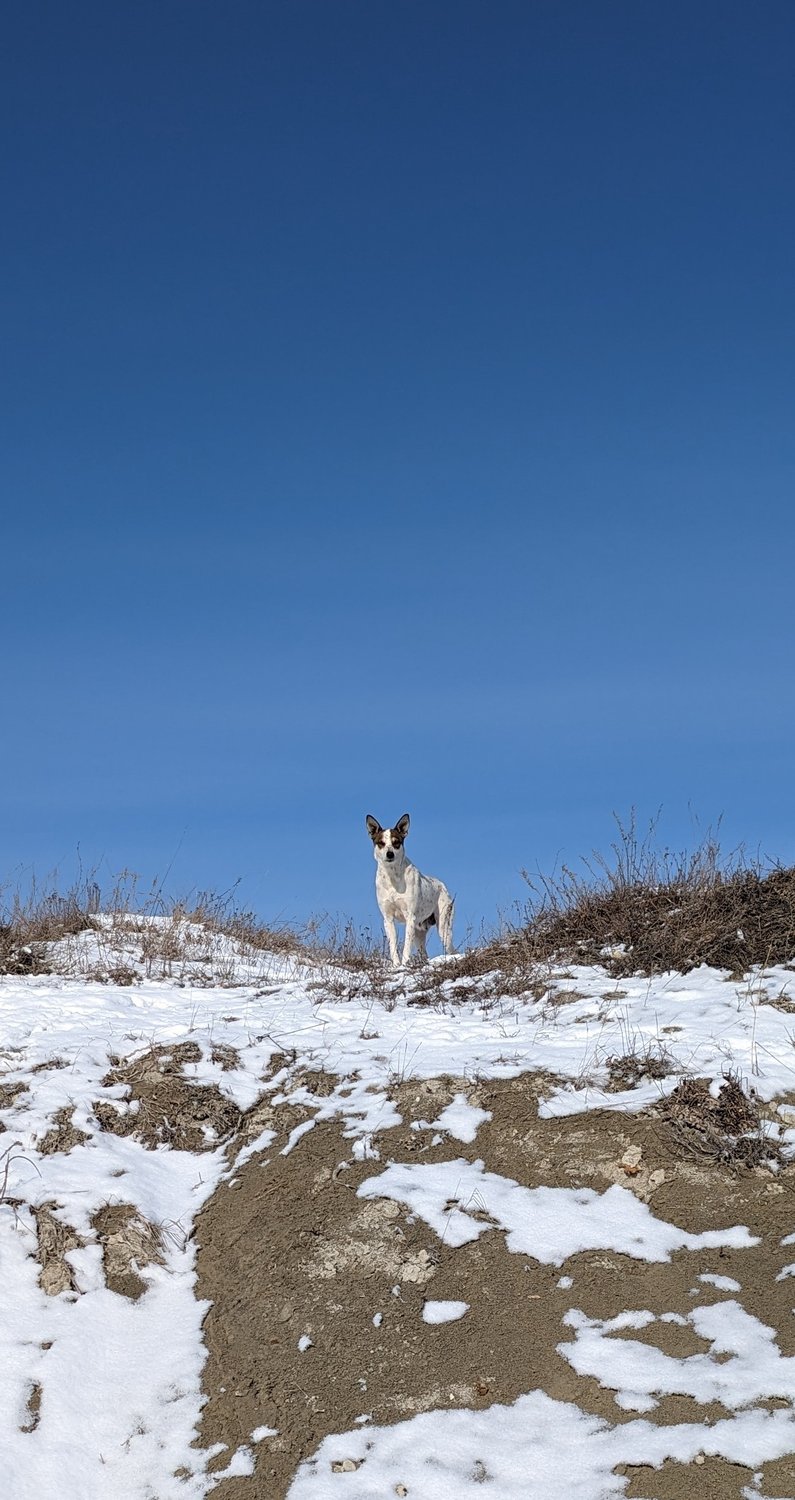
(193, 1073, 795, 1500)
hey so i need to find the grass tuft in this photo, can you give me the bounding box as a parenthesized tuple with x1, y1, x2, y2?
(448, 816, 795, 983)
(0, 866, 303, 983)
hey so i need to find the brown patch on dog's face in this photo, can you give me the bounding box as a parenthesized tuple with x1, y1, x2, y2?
(366, 815, 390, 859)
(367, 815, 410, 864)
(366, 816, 409, 863)
(383, 823, 408, 863)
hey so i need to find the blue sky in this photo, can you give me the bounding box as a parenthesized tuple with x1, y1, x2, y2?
(3, 1, 795, 939)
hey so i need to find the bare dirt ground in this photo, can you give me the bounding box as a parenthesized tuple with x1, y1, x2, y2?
(191, 1073, 795, 1500)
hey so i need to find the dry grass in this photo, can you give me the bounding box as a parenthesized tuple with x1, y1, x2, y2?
(658, 1073, 776, 1169)
(5, 818, 795, 990)
(467, 818, 795, 982)
(0, 873, 101, 974)
(0, 866, 304, 983)
(392, 820, 795, 1004)
(95, 1042, 241, 1151)
(604, 1044, 675, 1093)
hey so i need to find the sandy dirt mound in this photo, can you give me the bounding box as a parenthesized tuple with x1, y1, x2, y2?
(193, 1073, 795, 1499)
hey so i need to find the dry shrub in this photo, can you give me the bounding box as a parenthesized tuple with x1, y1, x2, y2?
(605, 1046, 674, 1093)
(105, 963, 140, 986)
(0, 874, 101, 975)
(302, 916, 394, 998)
(95, 1043, 241, 1151)
(190, 889, 302, 959)
(0, 864, 305, 982)
(659, 1074, 774, 1169)
(513, 817, 795, 978)
(408, 820, 795, 998)
(209, 1043, 241, 1072)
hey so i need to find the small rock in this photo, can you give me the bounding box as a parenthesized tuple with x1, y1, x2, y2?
(331, 1458, 360, 1473)
(621, 1145, 643, 1175)
(648, 1169, 665, 1190)
(694, 1454, 705, 1466)
(395, 1486, 408, 1497)
(400, 1248, 434, 1284)
(278, 1302, 294, 1323)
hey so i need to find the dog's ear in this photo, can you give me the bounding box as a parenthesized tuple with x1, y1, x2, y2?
(394, 814, 410, 839)
(366, 815, 382, 840)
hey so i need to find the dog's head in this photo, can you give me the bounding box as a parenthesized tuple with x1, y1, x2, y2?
(366, 814, 410, 867)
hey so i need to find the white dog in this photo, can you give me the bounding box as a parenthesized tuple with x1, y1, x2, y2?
(365, 813, 455, 967)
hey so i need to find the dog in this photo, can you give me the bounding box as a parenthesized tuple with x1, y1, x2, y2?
(365, 813, 455, 967)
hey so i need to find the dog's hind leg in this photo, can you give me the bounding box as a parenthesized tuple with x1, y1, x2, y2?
(414, 923, 429, 963)
(437, 889, 455, 955)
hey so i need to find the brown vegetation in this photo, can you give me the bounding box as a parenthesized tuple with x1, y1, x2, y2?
(4, 821, 795, 988)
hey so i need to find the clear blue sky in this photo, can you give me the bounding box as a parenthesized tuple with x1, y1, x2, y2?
(3, 1, 794, 940)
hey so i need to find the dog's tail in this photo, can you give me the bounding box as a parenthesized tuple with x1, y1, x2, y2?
(438, 889, 455, 955)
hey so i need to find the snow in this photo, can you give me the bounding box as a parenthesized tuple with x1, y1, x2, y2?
(286, 1394, 795, 1498)
(357, 1160, 756, 1261)
(700, 1272, 742, 1292)
(413, 1093, 491, 1142)
(561, 1301, 795, 1411)
(422, 1299, 470, 1324)
(2, 938, 795, 1495)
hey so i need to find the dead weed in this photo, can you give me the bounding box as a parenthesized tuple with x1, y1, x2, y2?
(95, 1044, 241, 1152)
(658, 1074, 775, 1169)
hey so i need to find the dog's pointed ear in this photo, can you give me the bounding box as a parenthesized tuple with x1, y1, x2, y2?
(366, 815, 382, 840)
(394, 814, 410, 839)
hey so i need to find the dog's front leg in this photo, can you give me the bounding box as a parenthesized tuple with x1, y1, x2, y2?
(401, 920, 417, 967)
(384, 916, 401, 967)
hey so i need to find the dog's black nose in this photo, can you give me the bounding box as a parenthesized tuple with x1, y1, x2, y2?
(386, 850, 395, 861)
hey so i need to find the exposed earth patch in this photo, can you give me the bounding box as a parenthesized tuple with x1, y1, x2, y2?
(194, 1072, 795, 1499)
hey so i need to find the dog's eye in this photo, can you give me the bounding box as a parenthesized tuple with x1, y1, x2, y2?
(393, 839, 402, 849)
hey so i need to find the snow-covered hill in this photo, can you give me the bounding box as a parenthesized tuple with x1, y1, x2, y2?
(3, 927, 795, 1498)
